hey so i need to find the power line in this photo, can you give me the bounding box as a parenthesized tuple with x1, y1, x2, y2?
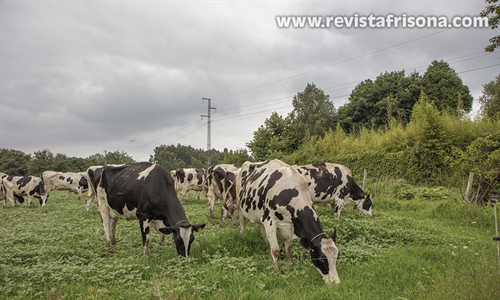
(131, 119, 204, 150)
(457, 64, 500, 74)
(212, 28, 452, 101)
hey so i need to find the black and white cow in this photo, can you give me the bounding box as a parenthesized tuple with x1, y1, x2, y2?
(236, 159, 340, 284)
(0, 173, 26, 206)
(0, 172, 7, 204)
(89, 162, 205, 258)
(1, 175, 47, 207)
(206, 164, 240, 224)
(42, 171, 89, 201)
(294, 163, 372, 217)
(84, 165, 104, 211)
(173, 168, 206, 203)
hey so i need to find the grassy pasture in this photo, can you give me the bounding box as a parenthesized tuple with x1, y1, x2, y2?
(1, 185, 500, 299)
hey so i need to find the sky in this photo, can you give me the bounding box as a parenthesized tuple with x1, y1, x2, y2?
(1, 0, 499, 162)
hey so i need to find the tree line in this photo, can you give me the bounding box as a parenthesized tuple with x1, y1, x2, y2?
(2, 60, 498, 203)
(0, 145, 252, 177)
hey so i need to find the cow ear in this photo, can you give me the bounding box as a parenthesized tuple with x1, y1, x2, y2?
(331, 227, 337, 242)
(159, 226, 176, 235)
(192, 223, 206, 233)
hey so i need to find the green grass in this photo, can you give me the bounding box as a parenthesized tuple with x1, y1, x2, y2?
(1, 187, 500, 299)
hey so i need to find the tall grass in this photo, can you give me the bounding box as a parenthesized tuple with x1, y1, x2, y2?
(1, 184, 500, 299)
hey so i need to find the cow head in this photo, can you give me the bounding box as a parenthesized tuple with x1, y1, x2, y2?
(33, 180, 48, 207)
(354, 194, 372, 216)
(301, 228, 340, 284)
(159, 222, 206, 260)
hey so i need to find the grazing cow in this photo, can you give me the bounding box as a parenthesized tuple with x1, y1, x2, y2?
(1, 175, 47, 207)
(42, 171, 89, 201)
(173, 168, 206, 203)
(294, 163, 372, 217)
(206, 164, 240, 223)
(236, 159, 340, 284)
(89, 162, 205, 258)
(0, 173, 26, 206)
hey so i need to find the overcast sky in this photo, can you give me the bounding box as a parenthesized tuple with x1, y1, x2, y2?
(1, 0, 499, 162)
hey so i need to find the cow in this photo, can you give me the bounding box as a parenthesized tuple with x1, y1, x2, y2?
(89, 162, 205, 258)
(0, 173, 26, 206)
(42, 171, 89, 201)
(173, 168, 206, 203)
(205, 164, 240, 224)
(84, 165, 105, 211)
(1, 175, 47, 207)
(0, 172, 7, 204)
(294, 163, 372, 217)
(236, 159, 340, 284)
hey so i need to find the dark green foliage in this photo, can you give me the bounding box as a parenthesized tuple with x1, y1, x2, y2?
(0, 149, 30, 175)
(223, 148, 252, 165)
(246, 112, 295, 161)
(421, 60, 473, 112)
(0, 148, 135, 176)
(291, 83, 337, 138)
(150, 143, 225, 170)
(481, 0, 500, 52)
(338, 71, 421, 133)
(336, 61, 472, 134)
(286, 92, 500, 187)
(479, 75, 500, 118)
(247, 83, 336, 161)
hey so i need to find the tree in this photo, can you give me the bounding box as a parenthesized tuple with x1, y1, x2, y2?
(481, 0, 500, 52)
(247, 112, 291, 161)
(0, 149, 31, 175)
(338, 71, 422, 133)
(150, 144, 223, 170)
(223, 148, 252, 164)
(248, 83, 337, 160)
(404, 92, 451, 184)
(291, 83, 337, 138)
(479, 75, 500, 118)
(421, 60, 473, 112)
(27, 149, 54, 175)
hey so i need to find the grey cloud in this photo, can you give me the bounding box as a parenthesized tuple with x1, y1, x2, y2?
(1, 1, 497, 160)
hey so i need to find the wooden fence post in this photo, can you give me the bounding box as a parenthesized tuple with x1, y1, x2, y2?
(362, 169, 367, 191)
(465, 172, 474, 202)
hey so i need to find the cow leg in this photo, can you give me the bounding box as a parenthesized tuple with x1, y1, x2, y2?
(66, 190, 71, 201)
(239, 210, 246, 233)
(109, 218, 118, 245)
(332, 199, 346, 217)
(150, 220, 165, 246)
(139, 219, 151, 256)
(77, 188, 82, 201)
(219, 206, 228, 228)
(97, 194, 114, 250)
(262, 224, 280, 272)
(181, 189, 188, 204)
(85, 192, 94, 212)
(277, 224, 294, 264)
(27, 195, 33, 207)
(207, 194, 215, 219)
(5, 191, 15, 207)
(196, 191, 201, 201)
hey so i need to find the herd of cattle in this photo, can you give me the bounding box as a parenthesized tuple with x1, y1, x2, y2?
(0, 159, 372, 284)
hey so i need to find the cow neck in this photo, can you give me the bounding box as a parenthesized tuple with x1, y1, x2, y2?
(161, 196, 189, 227)
(292, 207, 326, 243)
